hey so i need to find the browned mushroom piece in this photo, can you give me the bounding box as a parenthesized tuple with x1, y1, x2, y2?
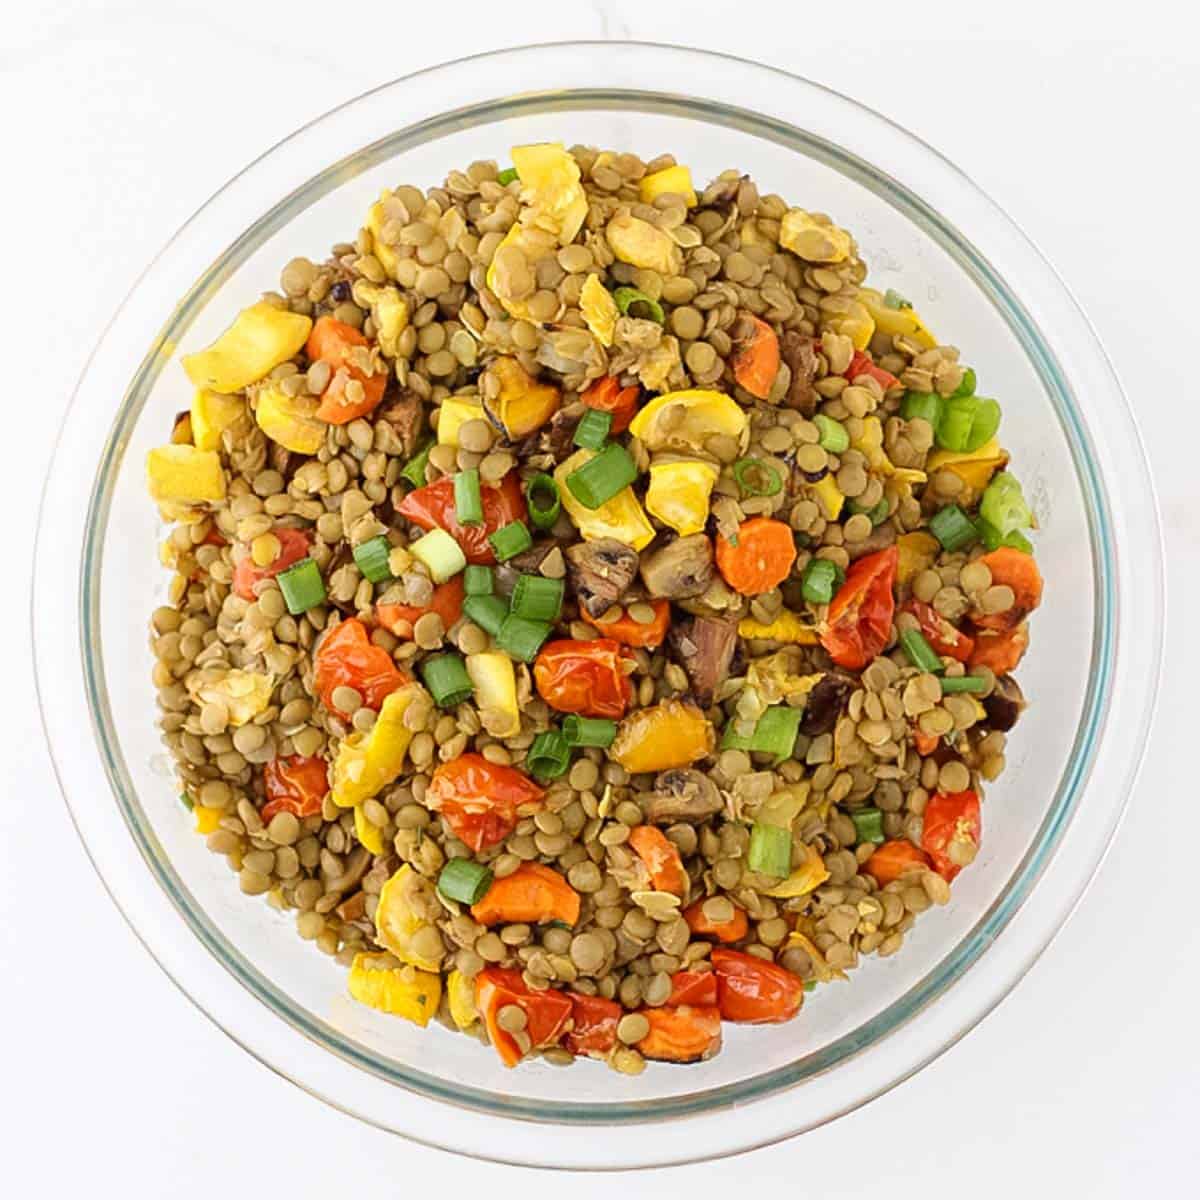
(983, 675, 1026, 732)
(669, 614, 738, 708)
(643, 769, 725, 824)
(779, 331, 819, 415)
(845, 521, 897, 560)
(639, 534, 714, 600)
(799, 672, 856, 735)
(565, 538, 639, 618)
(377, 389, 427, 458)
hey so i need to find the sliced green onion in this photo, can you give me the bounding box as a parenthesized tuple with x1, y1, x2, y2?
(179, 790, 194, 811)
(852, 808, 885, 845)
(278, 558, 326, 614)
(801, 558, 839, 605)
(1001, 528, 1033, 554)
(562, 714, 617, 748)
(352, 535, 393, 584)
(462, 594, 509, 637)
(527, 730, 571, 780)
(454, 469, 483, 525)
(410, 527, 466, 583)
(488, 520, 533, 562)
(748, 822, 792, 878)
(937, 395, 1001, 453)
(900, 628, 944, 674)
(421, 653, 474, 708)
(496, 167, 519, 186)
(721, 705, 803, 763)
(525, 473, 561, 530)
(511, 574, 564, 622)
(930, 505, 978, 552)
(953, 367, 977, 397)
(496, 614, 552, 663)
(573, 408, 612, 450)
(939, 675, 988, 694)
(804, 980, 817, 993)
(980, 471, 1033, 538)
(565, 442, 638, 510)
(883, 288, 911, 310)
(437, 858, 494, 905)
(732, 457, 783, 498)
(612, 286, 665, 325)
(464, 564, 494, 596)
(900, 391, 943, 431)
(400, 439, 434, 488)
(813, 414, 850, 453)
(849, 496, 891, 526)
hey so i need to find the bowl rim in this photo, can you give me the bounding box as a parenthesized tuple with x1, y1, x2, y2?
(33, 40, 1165, 1167)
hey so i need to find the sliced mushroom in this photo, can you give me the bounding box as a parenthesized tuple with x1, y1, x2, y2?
(565, 538, 639, 618)
(799, 672, 855, 735)
(845, 521, 897, 560)
(669, 614, 737, 708)
(983, 675, 1025, 732)
(640, 534, 714, 600)
(644, 769, 725, 825)
(377, 390, 427, 458)
(509, 535, 568, 576)
(779, 331, 819, 415)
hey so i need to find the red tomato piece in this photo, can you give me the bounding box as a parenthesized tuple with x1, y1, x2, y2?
(580, 375, 640, 434)
(666, 970, 719, 1007)
(969, 623, 1029, 675)
(711, 948, 804, 1024)
(475, 968, 573, 1068)
(970, 548, 1043, 632)
(261, 755, 329, 822)
(921, 790, 982, 882)
(845, 349, 899, 391)
(637, 1005, 723, 1062)
(820, 545, 898, 670)
(232, 526, 311, 601)
(396, 471, 527, 565)
(903, 599, 975, 663)
(426, 753, 545, 852)
(564, 994, 622, 1057)
(864, 839, 931, 885)
(581, 599, 671, 649)
(683, 899, 749, 944)
(532, 639, 633, 719)
(375, 575, 465, 640)
(307, 316, 387, 424)
(312, 618, 405, 716)
(628, 826, 687, 897)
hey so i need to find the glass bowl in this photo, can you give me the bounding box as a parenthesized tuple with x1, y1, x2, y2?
(34, 42, 1163, 1169)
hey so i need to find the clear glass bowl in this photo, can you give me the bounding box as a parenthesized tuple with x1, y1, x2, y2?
(34, 43, 1164, 1168)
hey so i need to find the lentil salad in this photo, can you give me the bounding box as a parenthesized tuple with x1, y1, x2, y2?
(146, 143, 1041, 1073)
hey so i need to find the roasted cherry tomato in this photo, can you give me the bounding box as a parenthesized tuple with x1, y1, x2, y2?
(638, 1006, 723, 1062)
(261, 754, 329, 822)
(582, 599, 671, 649)
(232, 526, 310, 601)
(375, 575, 465, 640)
(683, 899, 749, 944)
(475, 968, 573, 1068)
(711, 948, 804, 1024)
(921, 789, 982, 882)
(666, 970, 719, 1007)
(969, 623, 1029, 675)
(845, 348, 899, 391)
(564, 994, 622, 1057)
(820, 545, 898, 670)
(308, 316, 387, 424)
(903, 599, 975, 663)
(397, 471, 527, 565)
(533, 639, 633, 719)
(864, 838, 931, 885)
(580, 375, 640, 434)
(426, 753, 545, 852)
(628, 825, 687, 896)
(969, 548, 1043, 632)
(312, 618, 405, 716)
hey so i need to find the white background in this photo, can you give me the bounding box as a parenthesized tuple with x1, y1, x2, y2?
(4, 1, 1197, 1193)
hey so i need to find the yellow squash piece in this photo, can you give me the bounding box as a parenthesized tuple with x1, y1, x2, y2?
(858, 287, 938, 350)
(347, 953, 441, 1026)
(190, 389, 245, 452)
(786, 930, 847, 983)
(511, 142, 589, 245)
(628, 389, 749, 455)
(353, 804, 385, 856)
(375, 864, 443, 971)
(485, 223, 559, 322)
(579, 273, 619, 347)
(193, 804, 223, 835)
(446, 970, 478, 1030)
(611, 700, 714, 774)
(331, 684, 420, 808)
(254, 385, 326, 455)
(645, 459, 719, 537)
(182, 301, 311, 394)
(365, 190, 403, 280)
(481, 357, 560, 439)
(761, 842, 831, 898)
(466, 652, 520, 738)
(780, 209, 853, 264)
(146, 445, 226, 506)
(925, 438, 1009, 500)
(896, 531, 940, 584)
(825, 300, 875, 351)
(809, 473, 845, 521)
(738, 612, 821, 644)
(436, 393, 487, 447)
(354, 281, 410, 358)
(605, 213, 682, 275)
(755, 781, 812, 828)
(189, 669, 274, 726)
(639, 164, 697, 207)
(555, 448, 655, 551)
(850, 415, 892, 474)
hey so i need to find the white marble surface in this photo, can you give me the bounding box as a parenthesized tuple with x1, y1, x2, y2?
(3, 1, 1196, 1193)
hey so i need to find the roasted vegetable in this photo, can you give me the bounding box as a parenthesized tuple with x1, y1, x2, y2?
(859, 286, 938, 349)
(645, 458, 719, 537)
(579, 274, 619, 346)
(190, 389, 245, 452)
(779, 209, 852, 263)
(640, 534, 714, 600)
(330, 683, 421, 808)
(610, 700, 714, 774)
(145, 445, 226, 507)
(347, 953, 441, 1025)
(643, 768, 724, 824)
(511, 141, 589, 244)
(182, 300, 311, 394)
(605, 212, 682, 274)
(254, 385, 325, 454)
(628, 389, 748, 456)
(639, 164, 697, 207)
(554, 448, 655, 551)
(565, 538, 639, 618)
(374, 865, 446, 971)
(482, 357, 561, 440)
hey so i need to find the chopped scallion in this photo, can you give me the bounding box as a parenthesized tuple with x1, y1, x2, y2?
(527, 730, 571, 780)
(421, 653, 474, 708)
(562, 714, 617, 748)
(462, 594, 509, 637)
(900, 391, 943, 431)
(352, 535, 393, 584)
(179, 790, 194, 811)
(410, 527, 466, 583)
(748, 822, 792, 878)
(801, 558, 839, 606)
(437, 858, 494, 905)
(936, 395, 1001, 453)
(496, 167, 518, 186)
(464, 564, 494, 596)
(899, 628, 944, 674)
(930, 505, 978, 552)
(488, 520, 533, 563)
(813, 414, 850, 453)
(883, 288, 911, 310)
(454, 469, 483, 525)
(525, 473, 561, 530)
(939, 675, 988, 694)
(496, 614, 552, 663)
(979, 471, 1033, 538)
(511, 574, 564, 622)
(732, 457, 783, 498)
(277, 558, 326, 614)
(400, 439, 433, 488)
(852, 808, 885, 845)
(953, 367, 977, 397)
(721, 705, 803, 763)
(564, 443, 637, 510)
(573, 407, 612, 450)
(612, 286, 665, 325)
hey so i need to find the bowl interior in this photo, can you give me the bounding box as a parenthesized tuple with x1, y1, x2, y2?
(84, 91, 1107, 1122)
